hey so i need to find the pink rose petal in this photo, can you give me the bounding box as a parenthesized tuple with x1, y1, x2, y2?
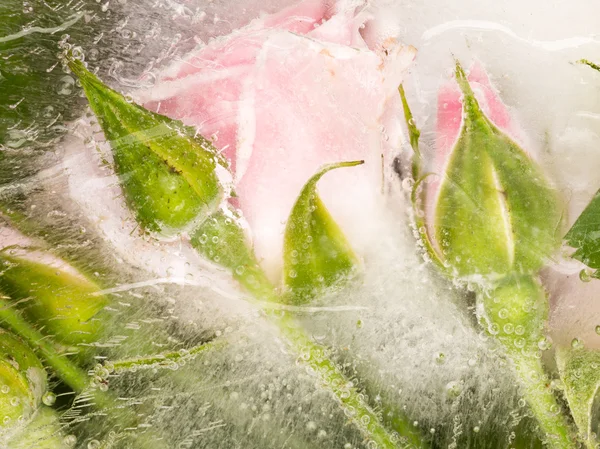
(138, 0, 416, 281)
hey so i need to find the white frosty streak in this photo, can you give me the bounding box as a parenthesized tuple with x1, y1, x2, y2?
(422, 20, 600, 51)
(0, 225, 86, 280)
(0, 12, 83, 44)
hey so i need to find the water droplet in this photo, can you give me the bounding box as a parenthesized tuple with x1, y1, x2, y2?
(538, 337, 552, 351)
(64, 435, 77, 446)
(580, 269, 593, 282)
(445, 381, 462, 398)
(503, 323, 514, 334)
(571, 338, 584, 349)
(435, 352, 446, 365)
(57, 75, 75, 95)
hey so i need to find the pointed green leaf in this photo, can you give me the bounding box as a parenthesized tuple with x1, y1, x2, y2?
(564, 61, 600, 276)
(557, 346, 600, 448)
(190, 207, 278, 302)
(565, 191, 600, 277)
(0, 251, 106, 345)
(434, 62, 562, 277)
(68, 59, 228, 237)
(283, 161, 362, 304)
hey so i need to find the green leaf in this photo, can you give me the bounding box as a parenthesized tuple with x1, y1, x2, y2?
(433, 62, 562, 278)
(0, 251, 107, 345)
(565, 191, 600, 277)
(557, 346, 600, 448)
(0, 1, 108, 151)
(68, 59, 229, 237)
(190, 207, 278, 302)
(283, 161, 362, 304)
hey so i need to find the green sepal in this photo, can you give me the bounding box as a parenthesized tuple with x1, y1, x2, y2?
(433, 62, 562, 278)
(0, 252, 106, 345)
(556, 346, 600, 448)
(68, 59, 228, 237)
(0, 329, 47, 432)
(190, 207, 277, 302)
(478, 275, 547, 352)
(283, 161, 362, 304)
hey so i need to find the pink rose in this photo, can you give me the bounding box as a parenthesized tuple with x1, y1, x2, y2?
(135, 0, 416, 280)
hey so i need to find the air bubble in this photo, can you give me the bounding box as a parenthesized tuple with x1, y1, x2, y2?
(64, 435, 77, 446)
(579, 269, 593, 282)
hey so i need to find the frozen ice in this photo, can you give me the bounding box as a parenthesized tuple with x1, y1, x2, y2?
(1, 0, 600, 447)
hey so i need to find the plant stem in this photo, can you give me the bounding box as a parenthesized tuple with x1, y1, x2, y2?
(237, 277, 424, 448)
(481, 275, 576, 449)
(106, 339, 223, 373)
(511, 353, 574, 449)
(275, 314, 421, 449)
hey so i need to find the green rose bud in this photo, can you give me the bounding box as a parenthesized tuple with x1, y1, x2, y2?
(425, 62, 562, 279)
(68, 59, 229, 237)
(0, 329, 47, 434)
(0, 250, 106, 345)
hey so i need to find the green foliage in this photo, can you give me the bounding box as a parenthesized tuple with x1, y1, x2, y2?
(565, 191, 600, 277)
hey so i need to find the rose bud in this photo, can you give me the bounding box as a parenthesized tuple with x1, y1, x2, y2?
(404, 62, 573, 448)
(422, 62, 562, 280)
(68, 59, 231, 239)
(0, 226, 106, 345)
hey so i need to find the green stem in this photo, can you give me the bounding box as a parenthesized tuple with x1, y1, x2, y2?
(106, 339, 223, 373)
(577, 59, 600, 74)
(511, 353, 574, 449)
(481, 275, 575, 449)
(276, 315, 421, 449)
(235, 278, 424, 448)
